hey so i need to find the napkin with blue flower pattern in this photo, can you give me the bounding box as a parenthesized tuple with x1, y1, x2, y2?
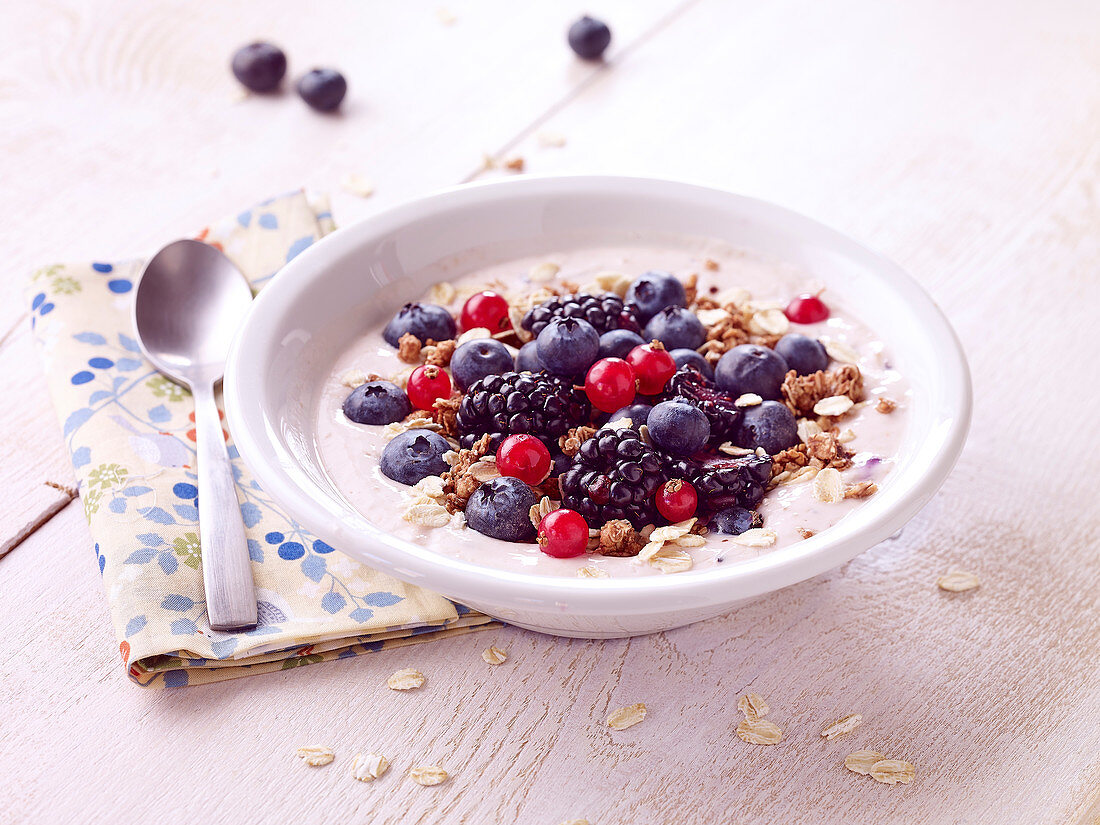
(28, 190, 494, 687)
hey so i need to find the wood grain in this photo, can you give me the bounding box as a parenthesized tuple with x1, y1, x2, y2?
(1, 0, 1099, 823)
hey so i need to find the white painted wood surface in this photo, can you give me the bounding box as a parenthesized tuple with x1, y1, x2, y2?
(1, 1, 1098, 823)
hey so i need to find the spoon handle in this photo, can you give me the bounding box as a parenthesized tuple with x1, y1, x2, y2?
(193, 381, 258, 631)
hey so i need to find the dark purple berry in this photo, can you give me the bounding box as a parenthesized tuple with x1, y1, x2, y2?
(715, 343, 789, 400)
(567, 16, 611, 60)
(296, 68, 347, 112)
(735, 401, 799, 454)
(231, 42, 287, 93)
(774, 334, 828, 376)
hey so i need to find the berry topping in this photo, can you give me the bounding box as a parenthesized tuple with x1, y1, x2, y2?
(342, 380, 410, 425)
(522, 293, 641, 338)
(656, 479, 698, 522)
(465, 477, 539, 542)
(785, 293, 830, 324)
(734, 400, 799, 454)
(647, 400, 711, 456)
(231, 42, 287, 93)
(515, 340, 544, 373)
(584, 357, 637, 413)
(450, 338, 514, 391)
(535, 317, 600, 377)
(383, 302, 457, 347)
(714, 343, 789, 400)
(567, 15, 612, 60)
(461, 290, 511, 334)
(406, 365, 452, 411)
(625, 341, 677, 395)
(644, 306, 706, 351)
(624, 271, 686, 323)
(609, 402, 653, 428)
(665, 454, 772, 514)
(380, 430, 451, 486)
(710, 506, 763, 535)
(560, 425, 667, 528)
(296, 68, 347, 112)
(496, 434, 552, 486)
(456, 371, 591, 450)
(537, 509, 589, 558)
(662, 365, 741, 444)
(598, 329, 646, 360)
(774, 333, 828, 376)
(670, 348, 714, 380)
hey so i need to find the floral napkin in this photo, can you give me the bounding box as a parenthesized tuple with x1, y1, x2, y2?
(28, 190, 494, 687)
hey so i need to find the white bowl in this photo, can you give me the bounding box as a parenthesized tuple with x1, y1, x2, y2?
(224, 175, 970, 638)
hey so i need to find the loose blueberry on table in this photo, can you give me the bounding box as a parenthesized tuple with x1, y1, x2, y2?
(296, 68, 347, 112)
(231, 42, 287, 93)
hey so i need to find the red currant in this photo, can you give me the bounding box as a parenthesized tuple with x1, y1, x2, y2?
(461, 290, 511, 333)
(625, 341, 677, 395)
(537, 508, 589, 558)
(495, 434, 552, 485)
(584, 357, 637, 413)
(406, 364, 452, 410)
(656, 479, 698, 522)
(785, 293, 830, 324)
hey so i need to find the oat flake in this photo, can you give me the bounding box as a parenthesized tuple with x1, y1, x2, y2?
(296, 746, 335, 767)
(387, 668, 426, 691)
(594, 270, 632, 296)
(558, 820, 590, 825)
(428, 281, 457, 305)
(577, 566, 610, 578)
(750, 307, 790, 336)
(339, 173, 374, 198)
(402, 501, 451, 529)
(820, 713, 863, 740)
(649, 546, 693, 574)
(729, 528, 777, 548)
(482, 645, 507, 665)
(529, 262, 560, 282)
(823, 338, 860, 364)
(737, 693, 770, 721)
(607, 703, 647, 730)
(813, 395, 854, 417)
(844, 750, 885, 775)
(735, 393, 763, 408)
(409, 765, 449, 786)
(718, 441, 753, 456)
(529, 496, 560, 529)
(456, 327, 492, 345)
(736, 718, 782, 745)
(812, 468, 844, 503)
(695, 307, 731, 327)
(870, 759, 916, 785)
(340, 368, 368, 389)
(350, 752, 389, 782)
(937, 570, 980, 592)
(797, 418, 824, 443)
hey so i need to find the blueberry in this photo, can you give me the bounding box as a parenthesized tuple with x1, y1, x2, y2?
(609, 402, 653, 427)
(450, 339, 514, 391)
(710, 506, 762, 535)
(715, 344, 789, 400)
(383, 302, 457, 347)
(551, 450, 573, 477)
(465, 477, 539, 542)
(535, 317, 600, 377)
(647, 400, 710, 456)
(296, 68, 347, 112)
(516, 340, 544, 372)
(644, 306, 705, 351)
(231, 42, 287, 93)
(734, 401, 798, 454)
(567, 16, 612, 60)
(774, 333, 828, 376)
(598, 329, 645, 360)
(379, 430, 451, 485)
(624, 271, 686, 323)
(670, 348, 714, 380)
(342, 381, 410, 425)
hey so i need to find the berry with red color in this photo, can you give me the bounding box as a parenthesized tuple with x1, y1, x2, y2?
(406, 364, 452, 410)
(461, 290, 512, 333)
(584, 357, 637, 413)
(537, 509, 589, 558)
(625, 341, 677, 395)
(656, 479, 698, 522)
(496, 434, 552, 485)
(785, 293, 830, 324)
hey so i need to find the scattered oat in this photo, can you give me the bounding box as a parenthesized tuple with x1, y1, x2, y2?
(340, 173, 374, 198)
(823, 338, 860, 365)
(296, 746, 335, 767)
(844, 481, 878, 499)
(559, 425, 597, 457)
(387, 668, 426, 691)
(383, 416, 442, 439)
(797, 418, 824, 443)
(577, 565, 609, 578)
(606, 703, 647, 730)
(836, 428, 857, 444)
(870, 759, 916, 785)
(468, 456, 500, 482)
(704, 258, 719, 271)
(718, 442, 753, 456)
(729, 528, 777, 548)
(937, 570, 980, 592)
(537, 131, 567, 148)
(814, 395, 855, 417)
(797, 527, 816, 539)
(593, 270, 633, 297)
(503, 156, 525, 172)
(812, 467, 845, 503)
(735, 393, 762, 408)
(639, 518, 697, 560)
(844, 750, 886, 775)
(559, 820, 590, 825)
(456, 327, 491, 345)
(428, 281, 457, 305)
(821, 714, 863, 740)
(649, 545, 693, 573)
(529, 496, 560, 529)
(529, 262, 560, 283)
(695, 307, 731, 327)
(737, 693, 770, 721)
(402, 499, 451, 528)
(340, 368, 369, 388)
(749, 307, 790, 336)
(673, 534, 706, 548)
(876, 397, 898, 414)
(350, 752, 389, 782)
(409, 765, 449, 786)
(413, 475, 447, 501)
(482, 645, 508, 665)
(736, 719, 783, 745)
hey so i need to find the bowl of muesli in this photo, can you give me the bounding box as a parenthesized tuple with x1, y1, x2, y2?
(224, 175, 970, 637)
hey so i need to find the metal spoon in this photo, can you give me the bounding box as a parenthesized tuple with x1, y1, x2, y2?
(133, 240, 258, 631)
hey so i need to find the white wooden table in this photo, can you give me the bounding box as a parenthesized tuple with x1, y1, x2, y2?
(2, 2, 1098, 823)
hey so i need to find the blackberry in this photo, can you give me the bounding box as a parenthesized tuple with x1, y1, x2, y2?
(456, 371, 590, 450)
(664, 453, 772, 515)
(662, 365, 742, 445)
(560, 426, 666, 528)
(521, 293, 642, 338)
